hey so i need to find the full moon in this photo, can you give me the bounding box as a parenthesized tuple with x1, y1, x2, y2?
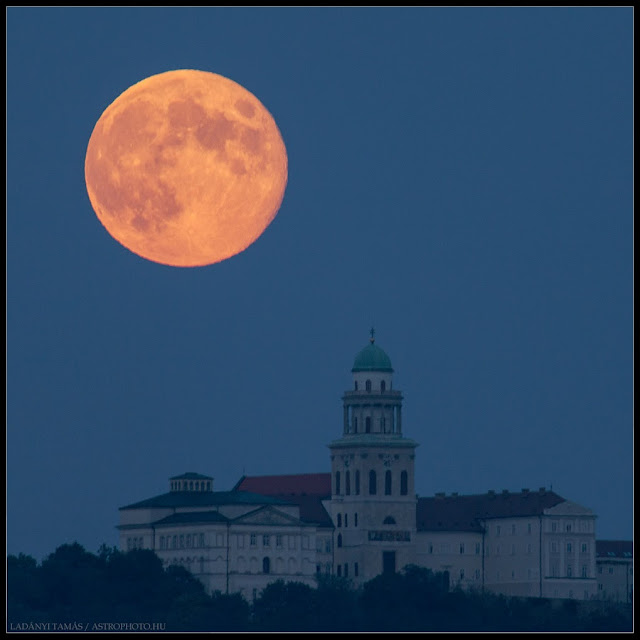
(84, 70, 288, 267)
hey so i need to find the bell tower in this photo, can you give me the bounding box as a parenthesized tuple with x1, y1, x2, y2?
(328, 331, 418, 584)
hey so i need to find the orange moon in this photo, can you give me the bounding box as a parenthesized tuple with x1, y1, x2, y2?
(84, 70, 288, 267)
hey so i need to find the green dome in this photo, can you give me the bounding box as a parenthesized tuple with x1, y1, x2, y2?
(352, 342, 393, 373)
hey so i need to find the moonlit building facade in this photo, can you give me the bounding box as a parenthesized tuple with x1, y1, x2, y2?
(118, 336, 603, 601)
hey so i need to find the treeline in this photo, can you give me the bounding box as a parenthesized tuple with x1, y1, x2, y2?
(7, 543, 632, 632)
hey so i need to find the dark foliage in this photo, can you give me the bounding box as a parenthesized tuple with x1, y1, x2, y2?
(7, 547, 633, 632)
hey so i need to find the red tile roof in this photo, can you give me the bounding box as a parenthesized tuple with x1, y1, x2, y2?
(596, 540, 633, 559)
(233, 473, 331, 498)
(417, 489, 565, 532)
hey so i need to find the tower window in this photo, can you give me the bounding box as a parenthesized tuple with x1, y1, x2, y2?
(366, 380, 372, 392)
(369, 470, 377, 495)
(335, 471, 341, 496)
(385, 470, 392, 495)
(345, 470, 351, 495)
(355, 470, 360, 495)
(337, 534, 342, 548)
(381, 380, 386, 392)
(365, 417, 371, 433)
(337, 513, 342, 527)
(400, 471, 408, 495)
(353, 417, 358, 433)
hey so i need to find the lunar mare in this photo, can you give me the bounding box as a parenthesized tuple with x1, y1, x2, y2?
(84, 70, 288, 266)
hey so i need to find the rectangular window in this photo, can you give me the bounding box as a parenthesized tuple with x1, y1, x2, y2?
(199, 533, 204, 548)
(475, 569, 480, 580)
(344, 563, 349, 577)
(460, 568, 465, 580)
(511, 524, 516, 535)
(567, 565, 572, 577)
(302, 535, 310, 550)
(496, 544, 500, 555)
(186, 534, 192, 548)
(276, 534, 283, 548)
(263, 535, 270, 547)
(237, 534, 244, 549)
(511, 544, 516, 555)
(527, 523, 532, 534)
(582, 565, 588, 578)
(250, 533, 257, 546)
(337, 565, 342, 577)
(551, 521, 557, 533)
(179, 535, 184, 548)
(475, 543, 481, 555)
(325, 539, 331, 553)
(581, 543, 588, 553)
(496, 525, 501, 537)
(289, 536, 296, 550)
(527, 543, 532, 554)
(460, 543, 465, 554)
(428, 544, 434, 554)
(354, 562, 359, 577)
(567, 542, 572, 553)
(566, 523, 572, 532)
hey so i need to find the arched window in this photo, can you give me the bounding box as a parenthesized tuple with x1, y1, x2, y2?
(354, 381, 358, 390)
(383, 516, 396, 525)
(335, 471, 341, 495)
(366, 379, 372, 391)
(369, 470, 377, 495)
(385, 470, 392, 495)
(345, 470, 351, 495)
(355, 470, 360, 495)
(401, 470, 408, 496)
(381, 380, 386, 392)
(365, 417, 371, 433)
(337, 513, 342, 527)
(263, 557, 270, 574)
(344, 513, 348, 528)
(337, 534, 342, 548)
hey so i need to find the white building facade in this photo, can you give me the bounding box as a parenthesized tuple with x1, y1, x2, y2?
(118, 335, 605, 601)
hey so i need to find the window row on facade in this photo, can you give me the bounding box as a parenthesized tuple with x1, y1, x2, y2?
(549, 541, 590, 554)
(428, 542, 482, 555)
(493, 523, 534, 536)
(354, 379, 387, 392)
(335, 469, 408, 496)
(158, 533, 207, 550)
(336, 561, 359, 578)
(170, 480, 212, 492)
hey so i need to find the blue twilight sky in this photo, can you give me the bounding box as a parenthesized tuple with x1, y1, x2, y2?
(7, 7, 633, 561)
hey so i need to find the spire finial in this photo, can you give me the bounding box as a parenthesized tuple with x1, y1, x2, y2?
(370, 327, 375, 343)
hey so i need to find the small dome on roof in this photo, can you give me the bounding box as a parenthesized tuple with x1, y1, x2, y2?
(352, 332, 393, 373)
